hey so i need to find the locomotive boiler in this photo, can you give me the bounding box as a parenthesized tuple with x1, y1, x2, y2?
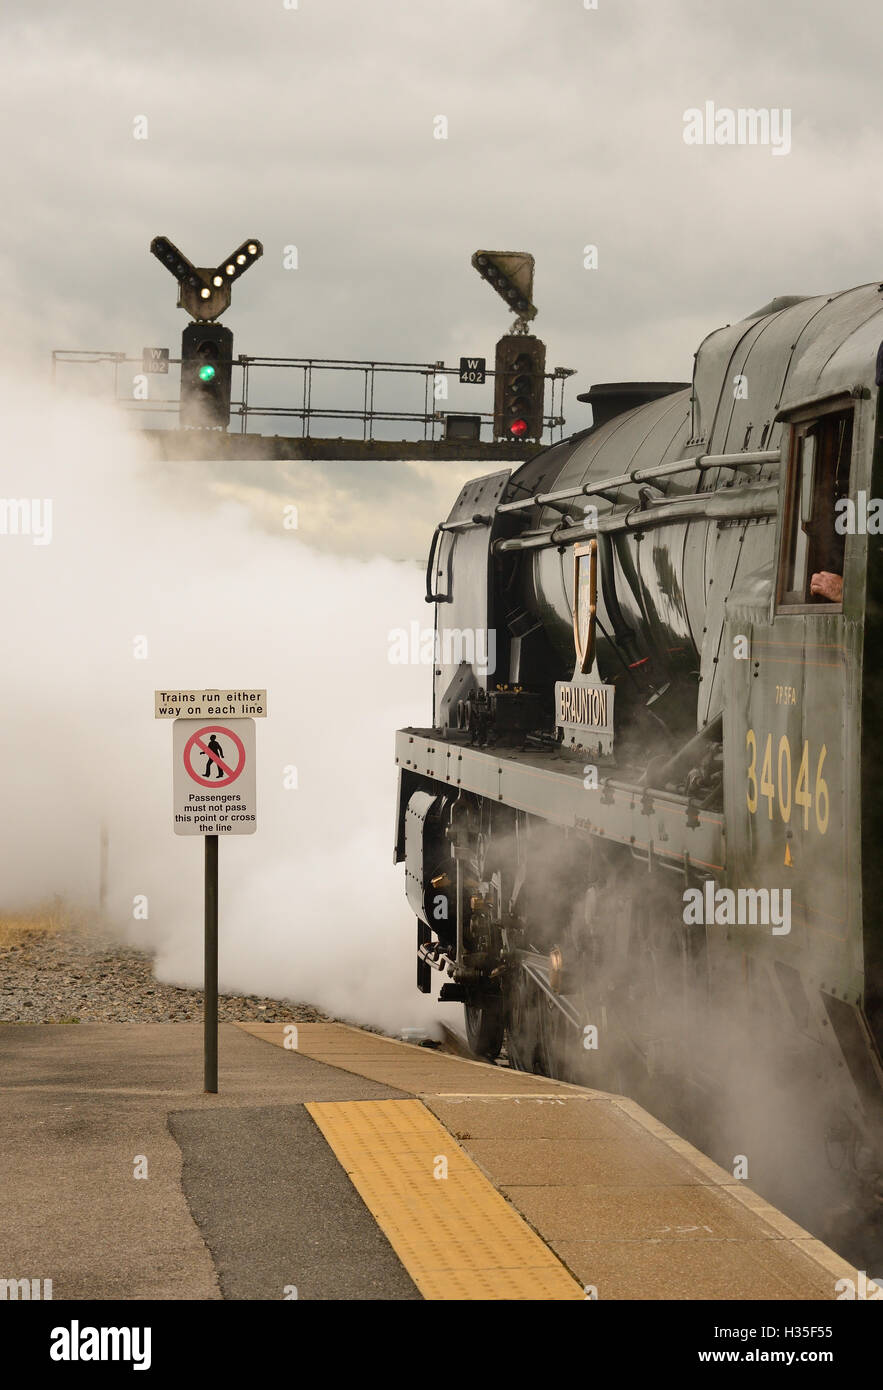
(394, 283, 883, 1245)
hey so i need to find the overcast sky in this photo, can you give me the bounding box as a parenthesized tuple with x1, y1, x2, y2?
(3, 0, 882, 554)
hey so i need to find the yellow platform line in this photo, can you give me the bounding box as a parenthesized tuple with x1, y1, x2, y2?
(306, 1098, 584, 1301)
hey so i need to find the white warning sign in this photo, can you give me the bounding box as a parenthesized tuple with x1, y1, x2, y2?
(173, 718, 256, 835)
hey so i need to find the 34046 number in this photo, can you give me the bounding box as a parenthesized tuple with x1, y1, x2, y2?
(746, 731, 829, 833)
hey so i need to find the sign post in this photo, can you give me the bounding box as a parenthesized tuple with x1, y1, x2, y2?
(156, 690, 266, 1093)
(205, 834, 219, 1092)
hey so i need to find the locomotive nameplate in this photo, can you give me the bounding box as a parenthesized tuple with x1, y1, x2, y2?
(572, 540, 598, 674)
(555, 677, 615, 757)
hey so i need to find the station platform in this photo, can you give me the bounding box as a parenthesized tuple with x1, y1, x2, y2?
(0, 1020, 856, 1301)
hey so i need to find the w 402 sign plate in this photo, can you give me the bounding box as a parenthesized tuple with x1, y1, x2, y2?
(172, 717, 256, 835)
(459, 356, 486, 384)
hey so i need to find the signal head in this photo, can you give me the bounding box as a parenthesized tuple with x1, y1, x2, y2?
(219, 239, 263, 285)
(471, 249, 537, 322)
(493, 332, 546, 443)
(151, 236, 263, 321)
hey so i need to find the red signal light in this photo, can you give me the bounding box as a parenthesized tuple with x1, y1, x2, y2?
(509, 418, 528, 437)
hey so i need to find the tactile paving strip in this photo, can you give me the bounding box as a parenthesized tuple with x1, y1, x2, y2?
(306, 1098, 584, 1300)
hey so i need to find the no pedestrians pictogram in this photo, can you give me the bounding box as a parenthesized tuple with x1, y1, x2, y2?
(183, 723, 247, 788)
(171, 715, 256, 836)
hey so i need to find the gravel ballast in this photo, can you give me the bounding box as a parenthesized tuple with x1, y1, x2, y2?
(0, 925, 329, 1025)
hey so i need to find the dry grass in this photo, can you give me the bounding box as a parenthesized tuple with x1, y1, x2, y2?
(0, 904, 80, 949)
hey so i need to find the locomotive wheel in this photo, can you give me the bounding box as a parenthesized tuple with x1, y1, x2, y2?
(536, 991, 570, 1080)
(504, 965, 541, 1072)
(464, 989, 504, 1061)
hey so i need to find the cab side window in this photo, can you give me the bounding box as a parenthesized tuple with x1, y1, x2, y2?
(778, 406, 853, 609)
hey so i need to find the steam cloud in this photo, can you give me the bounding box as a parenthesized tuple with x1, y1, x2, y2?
(0, 377, 441, 1034)
(4, 375, 875, 1265)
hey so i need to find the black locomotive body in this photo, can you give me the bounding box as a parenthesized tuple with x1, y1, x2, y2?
(394, 284, 883, 1251)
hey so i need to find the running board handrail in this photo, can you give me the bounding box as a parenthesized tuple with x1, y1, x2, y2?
(495, 449, 781, 515)
(494, 479, 779, 553)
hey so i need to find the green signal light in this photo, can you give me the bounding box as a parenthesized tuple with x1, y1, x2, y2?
(198, 364, 216, 382)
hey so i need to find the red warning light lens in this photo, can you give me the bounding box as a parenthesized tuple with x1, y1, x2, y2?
(509, 418, 528, 437)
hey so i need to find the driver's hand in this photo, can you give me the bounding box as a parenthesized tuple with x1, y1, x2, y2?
(809, 571, 843, 602)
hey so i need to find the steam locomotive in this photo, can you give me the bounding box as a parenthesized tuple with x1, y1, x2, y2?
(394, 283, 883, 1235)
